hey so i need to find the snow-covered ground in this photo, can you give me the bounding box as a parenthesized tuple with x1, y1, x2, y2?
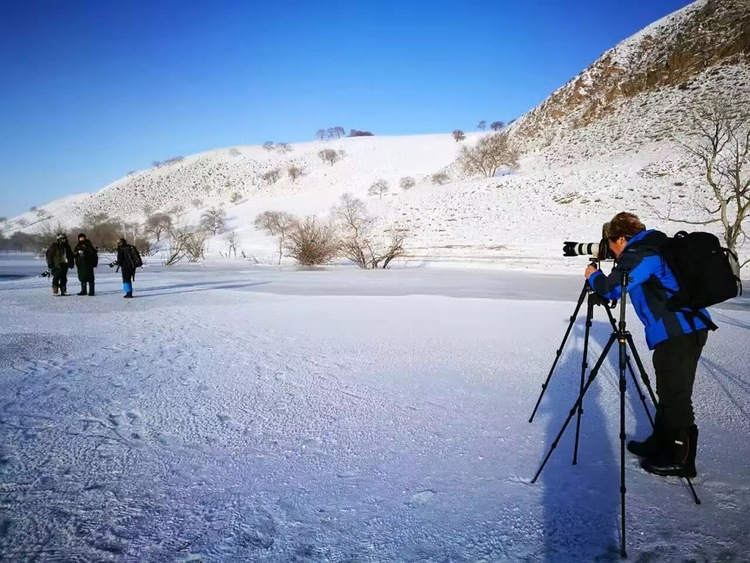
(1, 259, 748, 561)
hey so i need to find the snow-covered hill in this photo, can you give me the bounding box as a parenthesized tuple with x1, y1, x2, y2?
(4, 0, 749, 270)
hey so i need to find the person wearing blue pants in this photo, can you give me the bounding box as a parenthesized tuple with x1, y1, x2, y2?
(112, 238, 137, 298)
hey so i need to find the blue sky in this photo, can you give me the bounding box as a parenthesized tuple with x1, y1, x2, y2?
(0, 0, 692, 219)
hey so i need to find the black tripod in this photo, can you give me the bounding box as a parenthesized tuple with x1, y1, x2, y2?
(529, 269, 700, 558)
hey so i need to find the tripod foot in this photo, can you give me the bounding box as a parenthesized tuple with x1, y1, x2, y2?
(685, 477, 702, 505)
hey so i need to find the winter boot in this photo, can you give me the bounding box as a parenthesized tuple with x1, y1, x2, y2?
(627, 412, 665, 458)
(124, 292, 133, 299)
(77, 282, 87, 296)
(60, 285, 68, 296)
(641, 425, 698, 478)
(52, 285, 59, 296)
(88, 281, 95, 296)
(123, 282, 133, 298)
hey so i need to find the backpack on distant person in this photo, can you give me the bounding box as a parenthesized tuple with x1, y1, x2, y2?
(125, 244, 144, 270)
(659, 231, 742, 319)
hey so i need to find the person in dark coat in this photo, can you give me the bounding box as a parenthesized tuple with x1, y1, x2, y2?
(585, 212, 710, 478)
(112, 238, 137, 298)
(73, 233, 98, 296)
(45, 233, 74, 296)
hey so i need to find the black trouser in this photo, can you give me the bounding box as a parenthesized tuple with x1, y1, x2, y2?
(77, 266, 95, 283)
(652, 330, 708, 429)
(51, 267, 68, 291)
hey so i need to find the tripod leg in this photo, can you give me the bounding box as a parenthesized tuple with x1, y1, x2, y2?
(625, 334, 658, 410)
(529, 283, 589, 423)
(573, 293, 596, 465)
(618, 334, 628, 559)
(685, 477, 702, 505)
(605, 306, 656, 428)
(531, 333, 617, 484)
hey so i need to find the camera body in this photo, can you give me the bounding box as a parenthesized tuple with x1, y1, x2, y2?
(563, 222, 615, 261)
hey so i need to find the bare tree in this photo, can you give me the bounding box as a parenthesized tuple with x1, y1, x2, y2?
(80, 212, 123, 251)
(431, 172, 450, 185)
(316, 129, 327, 140)
(400, 176, 416, 190)
(326, 127, 345, 139)
(229, 147, 241, 157)
(165, 223, 208, 265)
(254, 210, 296, 265)
(144, 213, 173, 242)
(276, 142, 292, 153)
(262, 141, 275, 151)
(284, 216, 339, 266)
(319, 148, 341, 165)
(17, 218, 29, 228)
(477, 120, 487, 131)
(368, 179, 389, 199)
(225, 231, 239, 258)
(452, 130, 466, 142)
(287, 165, 305, 182)
(668, 102, 750, 269)
(332, 193, 407, 269)
(457, 131, 519, 178)
(490, 121, 505, 131)
(200, 208, 227, 235)
(262, 168, 281, 184)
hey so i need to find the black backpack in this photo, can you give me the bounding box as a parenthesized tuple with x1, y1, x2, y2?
(125, 245, 143, 270)
(659, 231, 742, 314)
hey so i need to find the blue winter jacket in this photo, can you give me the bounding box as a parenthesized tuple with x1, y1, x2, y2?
(588, 229, 712, 350)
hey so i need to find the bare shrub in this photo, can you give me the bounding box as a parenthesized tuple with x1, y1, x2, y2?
(452, 130, 466, 142)
(319, 149, 341, 165)
(287, 165, 305, 182)
(400, 176, 416, 190)
(431, 172, 450, 185)
(284, 216, 339, 266)
(332, 193, 406, 269)
(368, 179, 389, 199)
(348, 129, 373, 137)
(165, 223, 208, 265)
(262, 169, 281, 184)
(200, 208, 227, 235)
(229, 148, 241, 157)
(254, 210, 296, 264)
(191, 198, 204, 209)
(225, 231, 239, 258)
(457, 132, 519, 178)
(230, 192, 243, 204)
(276, 142, 292, 153)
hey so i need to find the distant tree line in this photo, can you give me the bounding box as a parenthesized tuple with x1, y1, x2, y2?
(316, 127, 374, 140)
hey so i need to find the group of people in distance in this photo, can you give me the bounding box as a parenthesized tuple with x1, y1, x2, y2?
(45, 233, 140, 298)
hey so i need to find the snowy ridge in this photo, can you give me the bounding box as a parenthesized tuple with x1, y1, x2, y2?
(3, 0, 749, 269)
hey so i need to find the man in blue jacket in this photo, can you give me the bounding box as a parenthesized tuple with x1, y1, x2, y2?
(585, 212, 710, 478)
